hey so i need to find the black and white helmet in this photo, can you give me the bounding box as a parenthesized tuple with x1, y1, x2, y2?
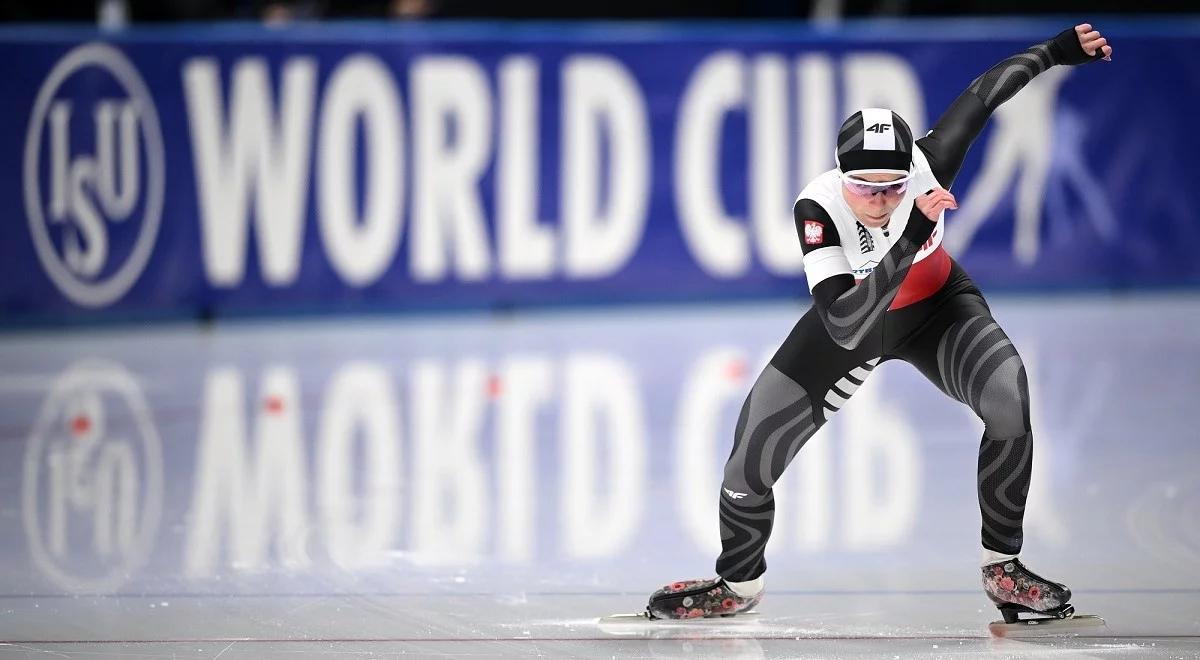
(835, 108, 914, 177)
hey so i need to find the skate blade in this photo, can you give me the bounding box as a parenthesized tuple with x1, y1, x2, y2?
(989, 614, 1106, 638)
(598, 611, 760, 626)
(598, 611, 761, 637)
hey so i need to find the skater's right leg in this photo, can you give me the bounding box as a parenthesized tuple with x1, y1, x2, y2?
(647, 310, 881, 620)
(646, 363, 820, 620)
(717, 309, 883, 584)
(714, 364, 815, 583)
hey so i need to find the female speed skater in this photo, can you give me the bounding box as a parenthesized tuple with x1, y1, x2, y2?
(644, 24, 1113, 627)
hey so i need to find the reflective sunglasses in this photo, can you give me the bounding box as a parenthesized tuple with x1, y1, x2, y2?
(840, 173, 911, 198)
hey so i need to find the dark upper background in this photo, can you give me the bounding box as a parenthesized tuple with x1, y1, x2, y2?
(4, 0, 1197, 22)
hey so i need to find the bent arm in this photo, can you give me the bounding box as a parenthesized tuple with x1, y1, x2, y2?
(796, 198, 935, 350)
(918, 27, 1103, 187)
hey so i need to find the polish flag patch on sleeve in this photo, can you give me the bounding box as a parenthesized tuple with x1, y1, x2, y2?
(803, 220, 824, 245)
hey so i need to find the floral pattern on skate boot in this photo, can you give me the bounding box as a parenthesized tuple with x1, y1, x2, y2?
(981, 558, 1071, 613)
(646, 577, 761, 620)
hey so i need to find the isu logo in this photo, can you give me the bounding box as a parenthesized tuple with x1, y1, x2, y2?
(23, 43, 165, 308)
(22, 360, 163, 592)
(803, 220, 824, 245)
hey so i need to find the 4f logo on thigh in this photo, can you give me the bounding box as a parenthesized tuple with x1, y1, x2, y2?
(23, 43, 165, 308)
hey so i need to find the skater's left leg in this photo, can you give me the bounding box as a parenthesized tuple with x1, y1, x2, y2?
(889, 292, 1073, 619)
(889, 293, 1032, 557)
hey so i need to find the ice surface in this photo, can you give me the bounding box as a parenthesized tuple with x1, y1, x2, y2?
(1, 294, 1198, 658)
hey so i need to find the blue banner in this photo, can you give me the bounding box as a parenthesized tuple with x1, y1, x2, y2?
(2, 19, 1198, 323)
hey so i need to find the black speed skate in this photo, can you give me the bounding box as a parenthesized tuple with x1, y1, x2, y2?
(598, 577, 761, 627)
(982, 558, 1104, 636)
(644, 577, 761, 620)
(983, 558, 1072, 622)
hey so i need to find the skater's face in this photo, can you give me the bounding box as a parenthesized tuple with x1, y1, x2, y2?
(842, 172, 907, 228)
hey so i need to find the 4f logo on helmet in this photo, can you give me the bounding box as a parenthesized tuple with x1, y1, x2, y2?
(23, 43, 165, 308)
(864, 123, 892, 133)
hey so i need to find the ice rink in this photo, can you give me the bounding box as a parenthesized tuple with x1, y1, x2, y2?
(2, 293, 1199, 659)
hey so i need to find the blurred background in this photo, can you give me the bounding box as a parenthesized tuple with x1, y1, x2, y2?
(4, 0, 1199, 22)
(1, 2, 1198, 658)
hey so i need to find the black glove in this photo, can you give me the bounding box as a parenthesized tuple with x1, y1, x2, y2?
(1048, 27, 1105, 66)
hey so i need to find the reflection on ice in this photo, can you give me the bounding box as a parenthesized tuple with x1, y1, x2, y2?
(24, 346, 940, 587)
(22, 359, 162, 592)
(3, 297, 1199, 603)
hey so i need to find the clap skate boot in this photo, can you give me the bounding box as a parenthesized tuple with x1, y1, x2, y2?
(983, 558, 1074, 623)
(645, 577, 761, 620)
(982, 558, 1106, 636)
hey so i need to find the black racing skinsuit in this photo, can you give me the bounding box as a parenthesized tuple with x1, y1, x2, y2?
(716, 29, 1104, 582)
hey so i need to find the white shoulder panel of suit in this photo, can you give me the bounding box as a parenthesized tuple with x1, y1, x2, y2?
(797, 144, 944, 293)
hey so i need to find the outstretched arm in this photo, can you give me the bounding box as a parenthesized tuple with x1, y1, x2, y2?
(918, 23, 1113, 187)
(797, 188, 958, 350)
